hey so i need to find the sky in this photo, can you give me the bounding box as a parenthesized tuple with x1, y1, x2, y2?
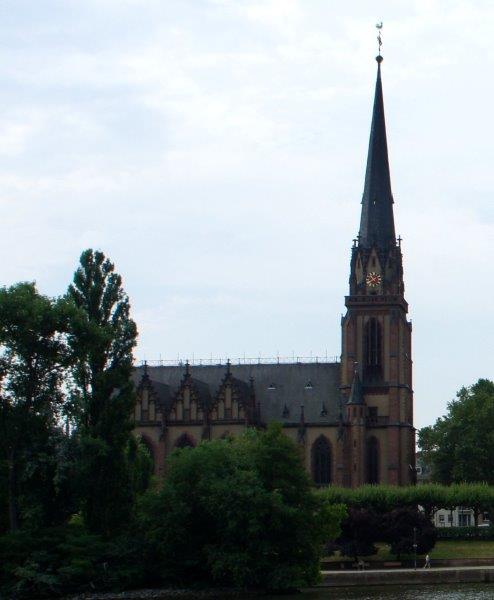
(0, 0, 493, 430)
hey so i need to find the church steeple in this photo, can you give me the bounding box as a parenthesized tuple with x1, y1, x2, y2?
(359, 56, 396, 250)
(348, 54, 404, 299)
(341, 43, 415, 486)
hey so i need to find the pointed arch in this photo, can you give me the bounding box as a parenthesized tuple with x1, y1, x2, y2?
(175, 432, 196, 449)
(311, 435, 332, 486)
(366, 436, 380, 484)
(364, 317, 382, 381)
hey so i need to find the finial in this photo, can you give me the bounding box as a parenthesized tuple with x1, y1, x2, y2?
(185, 360, 190, 376)
(226, 358, 231, 376)
(143, 359, 148, 376)
(376, 21, 383, 63)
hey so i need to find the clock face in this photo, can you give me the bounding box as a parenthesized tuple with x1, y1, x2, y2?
(366, 271, 382, 287)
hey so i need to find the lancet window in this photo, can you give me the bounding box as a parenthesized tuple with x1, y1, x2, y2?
(311, 435, 332, 486)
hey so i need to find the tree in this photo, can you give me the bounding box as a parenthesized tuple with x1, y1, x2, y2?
(418, 379, 494, 484)
(139, 424, 345, 590)
(67, 249, 138, 535)
(0, 283, 69, 532)
(336, 508, 380, 561)
(404, 483, 450, 521)
(382, 507, 437, 559)
(127, 436, 154, 497)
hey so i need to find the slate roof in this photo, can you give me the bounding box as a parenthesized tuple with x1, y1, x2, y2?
(148, 380, 173, 411)
(359, 57, 396, 250)
(133, 361, 342, 425)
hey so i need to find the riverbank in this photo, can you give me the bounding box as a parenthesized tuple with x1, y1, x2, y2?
(66, 590, 258, 600)
(318, 565, 494, 587)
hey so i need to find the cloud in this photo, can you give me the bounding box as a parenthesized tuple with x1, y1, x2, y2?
(0, 0, 493, 430)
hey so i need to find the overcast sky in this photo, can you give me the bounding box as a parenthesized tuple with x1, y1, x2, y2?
(0, 0, 493, 429)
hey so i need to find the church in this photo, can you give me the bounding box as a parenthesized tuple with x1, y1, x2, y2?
(133, 54, 416, 488)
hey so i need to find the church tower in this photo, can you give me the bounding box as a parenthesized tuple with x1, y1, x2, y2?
(341, 54, 415, 486)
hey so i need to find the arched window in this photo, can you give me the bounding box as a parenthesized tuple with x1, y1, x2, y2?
(311, 436, 332, 486)
(364, 317, 382, 381)
(175, 433, 195, 449)
(366, 436, 380, 484)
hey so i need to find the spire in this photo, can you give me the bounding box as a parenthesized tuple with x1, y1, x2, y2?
(347, 368, 364, 405)
(358, 55, 396, 249)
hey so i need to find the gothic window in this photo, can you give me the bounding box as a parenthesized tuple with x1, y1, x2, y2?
(311, 435, 332, 486)
(366, 436, 379, 484)
(364, 317, 382, 381)
(175, 433, 195, 449)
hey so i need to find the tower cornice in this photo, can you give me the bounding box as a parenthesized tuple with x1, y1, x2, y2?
(345, 294, 408, 312)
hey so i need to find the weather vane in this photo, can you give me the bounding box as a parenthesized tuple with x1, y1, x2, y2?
(376, 21, 383, 56)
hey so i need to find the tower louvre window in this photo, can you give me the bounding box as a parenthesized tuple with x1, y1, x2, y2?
(364, 317, 382, 382)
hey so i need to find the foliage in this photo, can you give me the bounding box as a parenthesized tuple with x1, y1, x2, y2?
(0, 283, 72, 532)
(139, 424, 345, 591)
(418, 379, 494, 484)
(436, 526, 494, 540)
(381, 507, 437, 558)
(319, 483, 494, 519)
(336, 508, 380, 560)
(67, 249, 138, 535)
(128, 436, 154, 497)
(0, 524, 149, 599)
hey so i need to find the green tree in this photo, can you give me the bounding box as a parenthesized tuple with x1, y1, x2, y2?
(336, 508, 380, 561)
(418, 379, 494, 484)
(127, 436, 154, 497)
(67, 249, 138, 535)
(139, 424, 344, 590)
(382, 507, 437, 559)
(0, 283, 69, 532)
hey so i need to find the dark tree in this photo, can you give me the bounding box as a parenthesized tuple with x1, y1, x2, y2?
(0, 283, 69, 531)
(336, 508, 380, 561)
(68, 249, 138, 535)
(382, 507, 437, 559)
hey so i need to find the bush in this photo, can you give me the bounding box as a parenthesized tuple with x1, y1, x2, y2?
(139, 424, 345, 591)
(436, 526, 494, 540)
(0, 524, 149, 599)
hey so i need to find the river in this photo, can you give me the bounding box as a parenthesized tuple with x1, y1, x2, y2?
(263, 585, 494, 599)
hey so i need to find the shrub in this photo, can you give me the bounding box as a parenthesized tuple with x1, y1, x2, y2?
(436, 526, 494, 540)
(0, 524, 149, 599)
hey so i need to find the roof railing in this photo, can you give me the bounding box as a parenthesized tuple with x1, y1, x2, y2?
(139, 355, 340, 367)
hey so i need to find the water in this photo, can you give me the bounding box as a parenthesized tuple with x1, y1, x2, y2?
(263, 585, 494, 599)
